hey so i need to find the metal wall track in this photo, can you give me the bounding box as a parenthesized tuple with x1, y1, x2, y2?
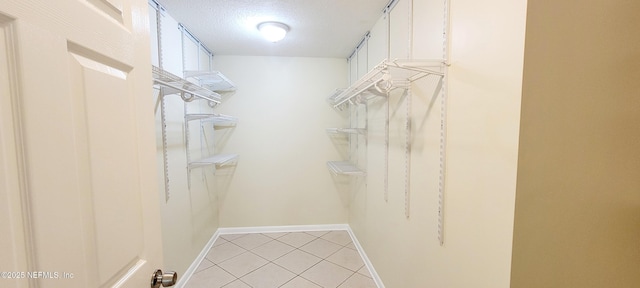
(160, 89, 170, 202)
(156, 4, 171, 202)
(184, 101, 192, 189)
(438, 0, 450, 246)
(404, 0, 414, 219)
(404, 88, 412, 218)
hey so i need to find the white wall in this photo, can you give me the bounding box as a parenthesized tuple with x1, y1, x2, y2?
(347, 0, 528, 287)
(440, 0, 526, 285)
(150, 5, 219, 277)
(212, 56, 349, 227)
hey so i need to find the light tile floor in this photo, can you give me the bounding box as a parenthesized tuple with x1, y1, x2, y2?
(185, 230, 378, 288)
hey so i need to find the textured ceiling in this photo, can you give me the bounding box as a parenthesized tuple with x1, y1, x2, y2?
(156, 0, 390, 58)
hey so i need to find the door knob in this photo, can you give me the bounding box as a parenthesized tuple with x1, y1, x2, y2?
(151, 269, 177, 288)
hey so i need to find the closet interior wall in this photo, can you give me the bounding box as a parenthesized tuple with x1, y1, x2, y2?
(212, 55, 349, 227)
(150, 2, 220, 278)
(346, 0, 527, 287)
(149, 0, 528, 286)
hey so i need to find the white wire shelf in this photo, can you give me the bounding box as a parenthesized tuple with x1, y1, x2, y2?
(327, 161, 365, 176)
(326, 128, 366, 135)
(184, 70, 237, 92)
(185, 113, 238, 126)
(152, 66, 222, 104)
(327, 89, 345, 106)
(189, 154, 239, 170)
(329, 58, 445, 109)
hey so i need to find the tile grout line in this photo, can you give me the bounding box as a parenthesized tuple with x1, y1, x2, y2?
(205, 241, 249, 265)
(230, 232, 369, 280)
(236, 232, 328, 287)
(207, 236, 261, 285)
(210, 242, 246, 286)
(213, 264, 240, 288)
(224, 232, 324, 286)
(261, 234, 322, 278)
(337, 271, 359, 288)
(217, 235, 287, 282)
(281, 231, 364, 287)
(216, 250, 271, 280)
(219, 276, 252, 288)
(188, 229, 377, 287)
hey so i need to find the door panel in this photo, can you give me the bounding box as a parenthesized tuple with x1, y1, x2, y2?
(69, 51, 144, 286)
(0, 0, 161, 287)
(86, 0, 125, 24)
(0, 17, 30, 288)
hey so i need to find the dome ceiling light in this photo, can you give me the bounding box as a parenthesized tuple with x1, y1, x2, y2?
(257, 21, 289, 43)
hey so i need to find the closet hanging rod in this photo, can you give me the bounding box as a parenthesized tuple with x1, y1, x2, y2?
(333, 78, 385, 108)
(326, 128, 366, 135)
(185, 113, 237, 122)
(152, 65, 222, 104)
(153, 78, 221, 104)
(331, 59, 445, 109)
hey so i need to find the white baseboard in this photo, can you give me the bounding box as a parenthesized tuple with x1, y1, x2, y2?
(217, 223, 350, 235)
(176, 224, 384, 288)
(174, 229, 220, 288)
(346, 227, 386, 288)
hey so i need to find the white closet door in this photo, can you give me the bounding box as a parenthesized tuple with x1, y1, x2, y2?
(0, 0, 163, 287)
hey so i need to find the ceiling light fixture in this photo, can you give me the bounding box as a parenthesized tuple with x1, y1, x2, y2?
(257, 22, 289, 43)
